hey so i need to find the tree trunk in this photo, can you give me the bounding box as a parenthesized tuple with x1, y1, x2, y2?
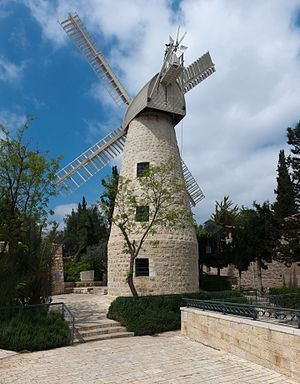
(217, 267, 221, 276)
(127, 254, 138, 296)
(199, 263, 203, 288)
(238, 269, 242, 291)
(256, 258, 263, 293)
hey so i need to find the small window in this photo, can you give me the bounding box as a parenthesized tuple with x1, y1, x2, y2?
(135, 206, 149, 222)
(135, 258, 149, 277)
(137, 162, 149, 177)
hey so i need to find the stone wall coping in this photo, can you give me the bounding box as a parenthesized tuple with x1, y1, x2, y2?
(180, 307, 300, 336)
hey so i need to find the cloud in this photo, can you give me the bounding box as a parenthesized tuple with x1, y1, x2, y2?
(52, 203, 77, 229)
(24, 0, 300, 222)
(0, 57, 28, 83)
(0, 110, 26, 135)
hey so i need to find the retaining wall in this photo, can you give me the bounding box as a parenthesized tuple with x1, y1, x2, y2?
(181, 307, 300, 381)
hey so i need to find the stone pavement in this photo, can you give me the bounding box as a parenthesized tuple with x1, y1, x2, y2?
(0, 331, 298, 384)
(52, 293, 113, 323)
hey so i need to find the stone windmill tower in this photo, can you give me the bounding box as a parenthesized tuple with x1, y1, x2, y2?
(56, 13, 215, 296)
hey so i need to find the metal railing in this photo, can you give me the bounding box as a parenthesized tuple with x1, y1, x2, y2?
(0, 302, 75, 344)
(246, 291, 300, 309)
(183, 298, 300, 329)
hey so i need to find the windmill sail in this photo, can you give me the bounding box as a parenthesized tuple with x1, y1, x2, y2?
(55, 126, 126, 194)
(177, 51, 215, 94)
(60, 13, 131, 107)
(181, 160, 205, 206)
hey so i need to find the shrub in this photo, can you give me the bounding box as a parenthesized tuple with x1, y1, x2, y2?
(0, 310, 71, 351)
(107, 290, 245, 336)
(200, 275, 231, 291)
(269, 287, 300, 295)
(63, 260, 92, 282)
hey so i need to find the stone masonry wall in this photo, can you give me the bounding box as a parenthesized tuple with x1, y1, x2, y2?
(213, 261, 300, 290)
(108, 111, 199, 296)
(181, 307, 300, 381)
(51, 246, 64, 295)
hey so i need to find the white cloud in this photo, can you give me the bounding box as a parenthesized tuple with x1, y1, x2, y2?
(0, 57, 27, 83)
(24, 0, 300, 222)
(52, 203, 77, 229)
(0, 110, 26, 135)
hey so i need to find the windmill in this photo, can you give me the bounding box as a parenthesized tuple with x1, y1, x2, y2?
(56, 13, 215, 296)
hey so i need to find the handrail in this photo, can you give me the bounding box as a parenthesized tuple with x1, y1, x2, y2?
(183, 298, 300, 328)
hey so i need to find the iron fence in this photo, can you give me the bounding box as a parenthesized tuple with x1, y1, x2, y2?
(183, 298, 300, 329)
(0, 302, 75, 343)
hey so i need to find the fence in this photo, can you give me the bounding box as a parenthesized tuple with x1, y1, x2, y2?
(183, 298, 300, 328)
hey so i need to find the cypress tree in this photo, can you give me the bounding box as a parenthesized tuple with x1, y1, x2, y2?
(287, 121, 300, 209)
(273, 149, 296, 220)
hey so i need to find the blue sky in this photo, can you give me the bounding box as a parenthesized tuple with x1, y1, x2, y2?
(1, 0, 300, 226)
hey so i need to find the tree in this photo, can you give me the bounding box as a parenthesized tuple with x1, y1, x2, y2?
(63, 196, 108, 261)
(287, 121, 300, 208)
(100, 166, 119, 232)
(245, 202, 277, 292)
(211, 195, 239, 226)
(0, 121, 60, 234)
(0, 119, 61, 305)
(102, 161, 193, 296)
(230, 208, 256, 290)
(274, 213, 300, 266)
(203, 196, 239, 275)
(273, 149, 296, 220)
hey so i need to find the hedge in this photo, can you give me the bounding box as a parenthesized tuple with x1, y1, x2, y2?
(200, 275, 231, 291)
(0, 310, 72, 351)
(107, 290, 245, 336)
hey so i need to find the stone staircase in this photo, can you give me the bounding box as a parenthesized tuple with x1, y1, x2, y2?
(74, 319, 134, 344)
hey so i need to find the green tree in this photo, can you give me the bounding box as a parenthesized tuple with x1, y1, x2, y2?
(246, 202, 277, 292)
(230, 208, 256, 290)
(274, 213, 300, 266)
(211, 195, 239, 226)
(100, 166, 119, 231)
(102, 161, 193, 296)
(0, 120, 60, 305)
(203, 196, 239, 276)
(287, 121, 300, 209)
(63, 196, 108, 261)
(273, 149, 296, 220)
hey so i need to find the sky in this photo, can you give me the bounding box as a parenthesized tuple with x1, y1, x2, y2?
(1, 0, 300, 227)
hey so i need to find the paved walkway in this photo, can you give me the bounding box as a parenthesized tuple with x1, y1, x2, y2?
(52, 293, 113, 323)
(1, 332, 299, 383)
(0, 294, 298, 383)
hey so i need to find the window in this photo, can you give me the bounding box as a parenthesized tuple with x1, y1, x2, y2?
(135, 258, 149, 277)
(135, 206, 149, 222)
(137, 162, 149, 177)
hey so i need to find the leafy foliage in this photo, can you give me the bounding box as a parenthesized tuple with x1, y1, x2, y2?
(273, 149, 296, 220)
(63, 196, 108, 261)
(0, 120, 61, 305)
(274, 213, 300, 265)
(0, 310, 71, 351)
(200, 275, 231, 291)
(107, 291, 245, 335)
(63, 260, 92, 282)
(100, 166, 119, 229)
(287, 121, 300, 208)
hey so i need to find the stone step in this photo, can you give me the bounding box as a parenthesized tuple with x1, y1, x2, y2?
(74, 331, 134, 344)
(75, 320, 120, 330)
(77, 326, 127, 337)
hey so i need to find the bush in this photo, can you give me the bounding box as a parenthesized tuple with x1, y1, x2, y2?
(269, 287, 300, 295)
(107, 290, 245, 336)
(200, 275, 231, 291)
(0, 310, 71, 351)
(63, 260, 92, 282)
